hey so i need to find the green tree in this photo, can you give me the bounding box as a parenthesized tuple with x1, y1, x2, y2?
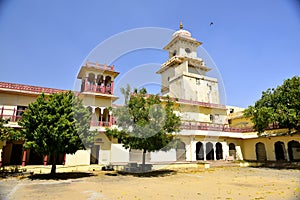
(244, 76, 300, 135)
(0, 118, 24, 141)
(106, 88, 181, 171)
(19, 91, 96, 175)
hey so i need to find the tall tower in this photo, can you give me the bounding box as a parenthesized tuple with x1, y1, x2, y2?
(157, 22, 220, 104)
(77, 61, 119, 128)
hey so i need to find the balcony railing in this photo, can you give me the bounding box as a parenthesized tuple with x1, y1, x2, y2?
(90, 120, 115, 127)
(176, 99, 226, 109)
(140, 94, 226, 110)
(0, 107, 282, 132)
(0, 107, 114, 127)
(181, 122, 254, 133)
(85, 61, 115, 71)
(0, 107, 23, 122)
(83, 84, 113, 94)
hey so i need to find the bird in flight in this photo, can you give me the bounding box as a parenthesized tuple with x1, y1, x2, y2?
(210, 22, 214, 26)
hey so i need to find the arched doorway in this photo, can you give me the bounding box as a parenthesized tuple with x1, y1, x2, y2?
(256, 142, 267, 161)
(87, 73, 95, 91)
(196, 142, 204, 160)
(288, 140, 300, 161)
(94, 107, 101, 126)
(229, 143, 236, 159)
(206, 142, 214, 160)
(274, 141, 286, 161)
(90, 144, 100, 164)
(176, 141, 186, 161)
(102, 108, 110, 126)
(97, 75, 104, 86)
(105, 76, 112, 94)
(216, 142, 223, 160)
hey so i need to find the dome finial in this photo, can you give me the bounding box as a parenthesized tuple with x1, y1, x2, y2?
(180, 21, 183, 29)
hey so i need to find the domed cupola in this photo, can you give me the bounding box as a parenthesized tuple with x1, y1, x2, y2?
(162, 22, 202, 59)
(172, 22, 192, 38)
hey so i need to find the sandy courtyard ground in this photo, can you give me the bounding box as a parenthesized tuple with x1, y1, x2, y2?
(0, 167, 299, 200)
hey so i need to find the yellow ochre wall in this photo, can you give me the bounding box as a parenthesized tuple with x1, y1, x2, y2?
(241, 135, 300, 161)
(0, 93, 37, 106)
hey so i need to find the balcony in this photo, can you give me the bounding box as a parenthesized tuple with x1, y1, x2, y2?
(0, 107, 114, 127)
(181, 122, 254, 133)
(0, 107, 23, 122)
(176, 98, 226, 109)
(158, 95, 227, 109)
(90, 120, 115, 127)
(81, 83, 113, 95)
(85, 61, 115, 71)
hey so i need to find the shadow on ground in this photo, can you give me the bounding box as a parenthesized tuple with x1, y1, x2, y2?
(29, 172, 95, 180)
(106, 169, 177, 178)
(245, 160, 300, 170)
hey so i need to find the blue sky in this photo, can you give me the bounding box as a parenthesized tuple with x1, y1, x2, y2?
(0, 0, 299, 107)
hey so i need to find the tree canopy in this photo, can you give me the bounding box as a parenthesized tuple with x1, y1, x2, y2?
(19, 91, 96, 174)
(244, 76, 300, 135)
(0, 118, 24, 141)
(106, 88, 181, 170)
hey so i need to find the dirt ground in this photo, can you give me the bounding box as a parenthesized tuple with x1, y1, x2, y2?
(0, 167, 299, 200)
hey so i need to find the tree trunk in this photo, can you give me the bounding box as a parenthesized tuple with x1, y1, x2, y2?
(50, 153, 57, 175)
(142, 149, 146, 172)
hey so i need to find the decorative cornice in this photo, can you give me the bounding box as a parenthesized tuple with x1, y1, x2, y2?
(0, 81, 66, 95)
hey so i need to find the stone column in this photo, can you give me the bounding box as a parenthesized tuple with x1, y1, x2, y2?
(284, 142, 290, 161)
(102, 76, 106, 93)
(22, 149, 27, 166)
(213, 142, 217, 161)
(189, 137, 194, 161)
(63, 153, 66, 165)
(43, 155, 48, 166)
(0, 149, 2, 167)
(94, 78, 98, 92)
(111, 81, 114, 94)
(1, 106, 4, 118)
(12, 108, 16, 122)
(90, 106, 96, 126)
(203, 142, 206, 161)
(99, 107, 105, 126)
(84, 77, 88, 92)
(109, 110, 113, 126)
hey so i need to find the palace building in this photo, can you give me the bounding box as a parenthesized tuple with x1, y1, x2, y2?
(0, 24, 299, 167)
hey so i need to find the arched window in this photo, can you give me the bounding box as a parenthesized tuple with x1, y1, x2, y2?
(196, 142, 204, 160)
(206, 142, 214, 160)
(176, 141, 186, 161)
(216, 142, 223, 160)
(229, 143, 236, 159)
(255, 142, 267, 161)
(274, 141, 286, 161)
(288, 140, 300, 161)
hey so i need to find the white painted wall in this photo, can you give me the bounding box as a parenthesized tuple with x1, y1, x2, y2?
(99, 150, 111, 165)
(65, 149, 90, 166)
(150, 149, 176, 162)
(110, 144, 129, 163)
(184, 142, 192, 161)
(222, 142, 230, 159)
(236, 146, 243, 160)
